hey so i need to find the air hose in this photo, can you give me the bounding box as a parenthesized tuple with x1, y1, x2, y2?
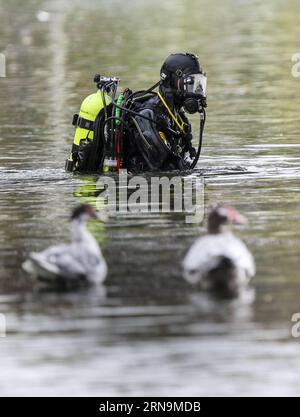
(115, 93, 124, 125)
(190, 108, 206, 169)
(115, 93, 124, 172)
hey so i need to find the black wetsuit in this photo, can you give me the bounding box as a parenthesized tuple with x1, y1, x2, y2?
(123, 95, 195, 173)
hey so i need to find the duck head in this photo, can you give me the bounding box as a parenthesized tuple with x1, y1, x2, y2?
(70, 204, 104, 223)
(207, 204, 247, 234)
(70, 204, 107, 245)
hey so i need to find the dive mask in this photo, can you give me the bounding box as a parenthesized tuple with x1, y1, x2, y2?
(183, 73, 207, 97)
(180, 73, 207, 113)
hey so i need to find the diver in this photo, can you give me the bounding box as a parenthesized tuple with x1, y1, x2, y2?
(65, 52, 207, 174)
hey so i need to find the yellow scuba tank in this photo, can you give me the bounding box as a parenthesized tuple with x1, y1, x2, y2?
(65, 90, 111, 172)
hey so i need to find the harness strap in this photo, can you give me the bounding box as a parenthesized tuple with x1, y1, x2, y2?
(157, 91, 185, 133)
(77, 117, 94, 130)
(72, 113, 94, 130)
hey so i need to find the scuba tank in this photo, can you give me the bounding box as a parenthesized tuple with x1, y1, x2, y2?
(65, 75, 119, 173)
(65, 90, 110, 173)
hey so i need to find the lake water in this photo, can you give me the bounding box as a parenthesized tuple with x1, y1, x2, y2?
(0, 0, 300, 396)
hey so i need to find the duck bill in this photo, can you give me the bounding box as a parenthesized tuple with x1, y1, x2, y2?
(232, 211, 248, 225)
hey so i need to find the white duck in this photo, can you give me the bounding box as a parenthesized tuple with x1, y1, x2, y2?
(182, 204, 255, 296)
(22, 204, 107, 286)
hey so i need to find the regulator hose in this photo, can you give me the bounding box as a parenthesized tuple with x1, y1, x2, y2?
(190, 108, 206, 169)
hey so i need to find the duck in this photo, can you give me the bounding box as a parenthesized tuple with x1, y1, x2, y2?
(182, 204, 255, 297)
(22, 204, 107, 287)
